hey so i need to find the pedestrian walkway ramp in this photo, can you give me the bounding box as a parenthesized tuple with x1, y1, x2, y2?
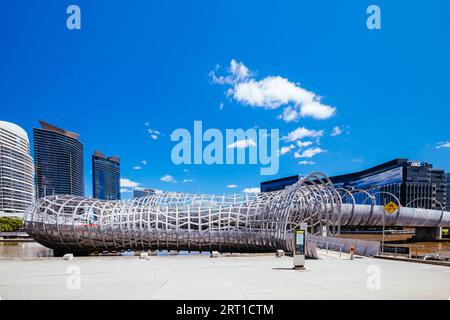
(308, 235, 380, 257)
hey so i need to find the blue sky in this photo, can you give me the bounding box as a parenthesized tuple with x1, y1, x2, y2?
(1, 0, 449, 198)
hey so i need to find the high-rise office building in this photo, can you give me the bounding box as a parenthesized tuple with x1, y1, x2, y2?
(34, 121, 84, 198)
(92, 150, 120, 200)
(261, 159, 447, 210)
(0, 121, 34, 217)
(446, 173, 450, 212)
(133, 188, 156, 199)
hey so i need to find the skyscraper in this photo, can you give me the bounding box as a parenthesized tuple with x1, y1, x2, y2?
(446, 173, 450, 212)
(34, 121, 84, 198)
(0, 121, 34, 217)
(92, 150, 120, 200)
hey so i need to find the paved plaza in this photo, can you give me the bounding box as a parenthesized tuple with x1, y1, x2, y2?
(0, 251, 449, 300)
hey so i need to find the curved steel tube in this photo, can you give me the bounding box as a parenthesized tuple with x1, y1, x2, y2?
(406, 198, 444, 212)
(365, 191, 402, 225)
(23, 172, 450, 255)
(24, 173, 342, 255)
(351, 189, 374, 226)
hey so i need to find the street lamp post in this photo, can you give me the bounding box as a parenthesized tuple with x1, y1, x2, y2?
(367, 191, 402, 255)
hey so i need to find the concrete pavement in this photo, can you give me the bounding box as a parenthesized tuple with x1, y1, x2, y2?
(0, 252, 449, 300)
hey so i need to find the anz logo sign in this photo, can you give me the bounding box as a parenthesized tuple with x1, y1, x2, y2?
(410, 161, 426, 168)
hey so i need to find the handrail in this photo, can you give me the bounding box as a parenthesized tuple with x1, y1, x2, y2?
(406, 197, 443, 212)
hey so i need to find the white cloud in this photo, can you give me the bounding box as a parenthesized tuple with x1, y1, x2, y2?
(298, 161, 315, 165)
(183, 168, 189, 173)
(227, 184, 238, 188)
(436, 141, 450, 149)
(120, 188, 133, 193)
(278, 106, 299, 122)
(219, 102, 224, 110)
(296, 140, 313, 148)
(283, 127, 323, 142)
(148, 128, 161, 140)
(120, 178, 141, 189)
(182, 179, 195, 183)
(210, 59, 250, 85)
(133, 166, 142, 170)
(294, 147, 326, 159)
(232, 76, 309, 109)
(280, 144, 295, 155)
(148, 129, 160, 135)
(145, 121, 150, 126)
(141, 160, 147, 165)
(299, 101, 335, 120)
(227, 139, 257, 149)
(211, 60, 336, 121)
(331, 126, 343, 137)
(160, 175, 177, 183)
(229, 59, 250, 80)
(243, 187, 260, 193)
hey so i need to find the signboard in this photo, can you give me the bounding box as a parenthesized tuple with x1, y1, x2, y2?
(295, 230, 305, 255)
(410, 161, 426, 168)
(442, 228, 449, 239)
(293, 223, 307, 269)
(384, 201, 399, 214)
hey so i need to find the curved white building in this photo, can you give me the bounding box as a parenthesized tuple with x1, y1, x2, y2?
(0, 121, 34, 217)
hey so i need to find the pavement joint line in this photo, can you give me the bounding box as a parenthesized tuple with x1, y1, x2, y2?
(149, 280, 169, 299)
(214, 263, 250, 300)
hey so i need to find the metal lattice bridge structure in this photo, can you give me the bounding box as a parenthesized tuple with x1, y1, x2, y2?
(24, 172, 450, 255)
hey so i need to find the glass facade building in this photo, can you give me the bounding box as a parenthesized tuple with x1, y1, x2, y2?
(92, 150, 120, 200)
(0, 121, 34, 217)
(133, 188, 156, 199)
(33, 121, 84, 198)
(446, 173, 450, 212)
(261, 175, 301, 193)
(261, 159, 447, 210)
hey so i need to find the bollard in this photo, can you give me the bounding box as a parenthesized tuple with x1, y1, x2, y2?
(275, 250, 285, 258)
(139, 252, 150, 260)
(349, 245, 355, 260)
(210, 251, 219, 258)
(62, 253, 74, 261)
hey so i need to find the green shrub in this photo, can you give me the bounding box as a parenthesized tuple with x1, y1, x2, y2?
(0, 217, 23, 232)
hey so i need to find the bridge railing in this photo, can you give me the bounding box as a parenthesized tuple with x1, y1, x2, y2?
(308, 234, 380, 257)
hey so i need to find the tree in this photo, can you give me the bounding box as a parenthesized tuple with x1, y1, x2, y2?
(0, 217, 23, 232)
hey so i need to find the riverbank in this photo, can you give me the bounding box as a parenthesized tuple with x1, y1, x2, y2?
(339, 233, 450, 256)
(0, 232, 31, 244)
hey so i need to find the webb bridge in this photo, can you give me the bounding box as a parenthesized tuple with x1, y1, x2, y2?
(24, 173, 450, 256)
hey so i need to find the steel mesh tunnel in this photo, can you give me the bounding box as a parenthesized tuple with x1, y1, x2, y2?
(23, 172, 450, 255)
